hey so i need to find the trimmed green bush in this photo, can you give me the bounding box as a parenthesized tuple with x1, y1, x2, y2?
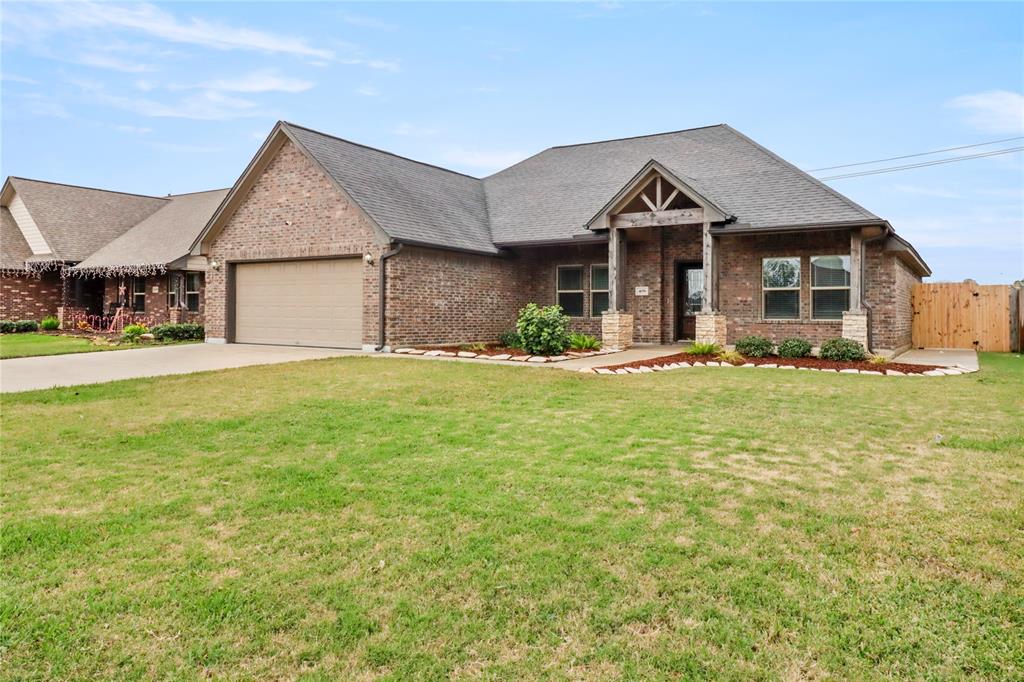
(568, 332, 600, 351)
(687, 341, 721, 356)
(734, 335, 773, 358)
(777, 337, 812, 359)
(0, 321, 16, 334)
(14, 320, 39, 333)
(819, 337, 867, 361)
(498, 329, 522, 349)
(40, 316, 60, 331)
(150, 323, 205, 341)
(122, 323, 148, 342)
(516, 303, 570, 356)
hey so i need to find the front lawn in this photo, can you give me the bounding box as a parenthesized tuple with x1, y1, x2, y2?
(0, 333, 110, 359)
(2, 354, 1021, 679)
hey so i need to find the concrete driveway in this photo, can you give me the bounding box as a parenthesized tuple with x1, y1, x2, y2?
(892, 348, 979, 371)
(0, 343, 362, 393)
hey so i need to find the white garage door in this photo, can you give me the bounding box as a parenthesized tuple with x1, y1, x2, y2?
(234, 259, 363, 348)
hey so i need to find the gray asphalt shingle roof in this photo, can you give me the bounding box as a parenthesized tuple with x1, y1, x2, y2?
(284, 122, 880, 252)
(8, 178, 169, 262)
(72, 189, 229, 272)
(286, 124, 497, 254)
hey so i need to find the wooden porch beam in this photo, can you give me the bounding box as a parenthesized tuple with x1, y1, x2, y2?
(701, 219, 715, 313)
(850, 228, 864, 311)
(611, 207, 704, 229)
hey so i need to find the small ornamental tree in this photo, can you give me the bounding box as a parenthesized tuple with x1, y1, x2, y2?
(516, 303, 571, 356)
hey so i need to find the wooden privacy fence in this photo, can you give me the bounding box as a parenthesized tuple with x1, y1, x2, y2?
(911, 281, 1020, 352)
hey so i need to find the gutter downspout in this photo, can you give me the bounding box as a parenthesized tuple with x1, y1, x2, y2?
(375, 243, 403, 351)
(861, 226, 890, 353)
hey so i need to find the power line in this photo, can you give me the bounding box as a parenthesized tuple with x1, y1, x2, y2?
(808, 136, 1024, 172)
(818, 146, 1024, 181)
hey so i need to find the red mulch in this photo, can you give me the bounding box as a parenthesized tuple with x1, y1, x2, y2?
(415, 343, 601, 358)
(601, 353, 942, 374)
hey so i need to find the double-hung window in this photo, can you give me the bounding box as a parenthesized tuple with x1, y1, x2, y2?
(556, 266, 584, 317)
(591, 264, 609, 317)
(811, 255, 851, 320)
(131, 277, 146, 312)
(185, 273, 201, 312)
(762, 257, 800, 319)
(167, 273, 178, 309)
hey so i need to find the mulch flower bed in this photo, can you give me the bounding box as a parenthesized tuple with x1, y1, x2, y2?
(601, 352, 947, 375)
(395, 343, 615, 363)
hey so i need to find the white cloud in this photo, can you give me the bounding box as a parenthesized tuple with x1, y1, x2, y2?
(101, 90, 262, 121)
(354, 86, 381, 97)
(199, 70, 314, 93)
(442, 147, 527, 172)
(12, 2, 334, 59)
(149, 141, 226, 153)
(340, 57, 401, 73)
(76, 52, 155, 73)
(1, 73, 38, 84)
(19, 94, 71, 119)
(393, 122, 438, 137)
(947, 90, 1024, 134)
(114, 124, 153, 134)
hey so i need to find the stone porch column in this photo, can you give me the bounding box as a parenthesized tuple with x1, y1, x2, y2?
(602, 226, 634, 350)
(695, 219, 727, 346)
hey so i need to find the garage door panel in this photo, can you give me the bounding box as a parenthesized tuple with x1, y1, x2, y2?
(234, 259, 363, 348)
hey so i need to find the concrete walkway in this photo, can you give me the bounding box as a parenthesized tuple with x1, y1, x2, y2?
(0, 343, 359, 393)
(555, 344, 685, 371)
(892, 348, 979, 371)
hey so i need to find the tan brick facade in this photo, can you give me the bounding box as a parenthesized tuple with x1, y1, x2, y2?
(0, 273, 62, 321)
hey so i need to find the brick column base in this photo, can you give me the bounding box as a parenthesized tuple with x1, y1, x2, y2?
(168, 308, 182, 324)
(602, 311, 634, 350)
(842, 310, 869, 348)
(695, 312, 727, 346)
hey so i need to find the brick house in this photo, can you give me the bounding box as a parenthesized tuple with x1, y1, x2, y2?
(0, 177, 225, 330)
(193, 121, 930, 355)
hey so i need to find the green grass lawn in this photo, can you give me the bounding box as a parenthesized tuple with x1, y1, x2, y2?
(2, 354, 1021, 679)
(0, 333, 110, 359)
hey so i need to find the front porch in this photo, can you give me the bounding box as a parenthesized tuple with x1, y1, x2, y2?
(56, 270, 205, 332)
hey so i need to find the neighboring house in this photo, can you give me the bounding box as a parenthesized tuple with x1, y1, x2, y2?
(0, 177, 226, 328)
(192, 121, 929, 355)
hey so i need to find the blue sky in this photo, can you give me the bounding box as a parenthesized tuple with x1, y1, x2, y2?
(2, 1, 1021, 283)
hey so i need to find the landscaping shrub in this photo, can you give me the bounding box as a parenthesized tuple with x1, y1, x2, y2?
(515, 303, 570, 356)
(14, 320, 39, 333)
(150, 322, 204, 341)
(734, 335, 773, 358)
(498, 329, 522, 349)
(687, 341, 721, 356)
(717, 350, 744, 365)
(777, 337, 812, 359)
(40, 316, 60, 331)
(819, 337, 867, 361)
(568, 332, 600, 351)
(0, 321, 16, 334)
(122, 323, 149, 342)
(869, 354, 889, 365)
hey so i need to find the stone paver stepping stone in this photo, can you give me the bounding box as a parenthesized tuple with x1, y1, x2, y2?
(457, 351, 477, 358)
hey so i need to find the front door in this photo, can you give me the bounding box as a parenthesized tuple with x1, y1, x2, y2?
(676, 263, 704, 340)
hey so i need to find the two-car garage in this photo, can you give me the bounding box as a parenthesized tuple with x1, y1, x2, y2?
(233, 258, 363, 349)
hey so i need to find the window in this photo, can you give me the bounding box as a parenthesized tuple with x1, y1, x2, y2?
(591, 264, 609, 316)
(185, 273, 201, 313)
(132, 277, 146, 312)
(166, 273, 178, 309)
(811, 255, 851, 320)
(762, 257, 800, 319)
(556, 266, 584, 316)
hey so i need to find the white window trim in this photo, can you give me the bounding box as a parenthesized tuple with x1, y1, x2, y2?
(185, 272, 201, 313)
(762, 257, 801, 321)
(556, 264, 585, 318)
(167, 273, 178, 309)
(810, 254, 851, 321)
(590, 263, 609, 317)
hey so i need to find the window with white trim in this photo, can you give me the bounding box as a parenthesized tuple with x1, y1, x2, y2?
(591, 264, 609, 317)
(185, 272, 201, 313)
(556, 266, 584, 317)
(132, 277, 146, 312)
(166, 273, 178, 309)
(762, 257, 800, 320)
(811, 255, 851, 320)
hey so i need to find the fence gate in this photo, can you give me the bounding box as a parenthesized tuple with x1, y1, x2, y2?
(911, 282, 1014, 352)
